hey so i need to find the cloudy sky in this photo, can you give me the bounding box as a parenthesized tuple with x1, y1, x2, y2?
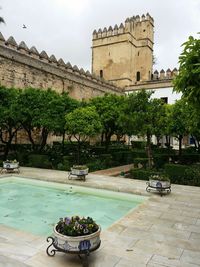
(0, 0, 199, 73)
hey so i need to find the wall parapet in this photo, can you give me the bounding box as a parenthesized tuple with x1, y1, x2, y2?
(92, 13, 154, 40)
(152, 68, 178, 80)
(0, 32, 122, 94)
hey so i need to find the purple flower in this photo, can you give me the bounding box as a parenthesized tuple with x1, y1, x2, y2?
(64, 217, 71, 225)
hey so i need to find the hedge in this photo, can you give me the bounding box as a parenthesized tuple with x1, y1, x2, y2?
(164, 164, 200, 186)
(129, 168, 160, 180)
(27, 154, 52, 169)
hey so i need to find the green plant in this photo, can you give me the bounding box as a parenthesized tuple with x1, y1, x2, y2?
(150, 174, 170, 182)
(164, 163, 200, 186)
(133, 158, 148, 169)
(56, 216, 99, 237)
(27, 154, 52, 169)
(72, 165, 88, 170)
(129, 168, 159, 180)
(153, 154, 170, 169)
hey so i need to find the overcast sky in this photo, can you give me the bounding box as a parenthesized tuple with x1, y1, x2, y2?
(0, 0, 199, 73)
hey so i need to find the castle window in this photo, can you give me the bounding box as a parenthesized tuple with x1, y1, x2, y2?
(100, 70, 103, 78)
(138, 52, 139, 56)
(136, 71, 140, 81)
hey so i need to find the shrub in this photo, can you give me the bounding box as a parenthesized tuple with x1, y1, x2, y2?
(179, 154, 200, 165)
(131, 141, 146, 149)
(111, 150, 133, 165)
(99, 154, 113, 168)
(28, 154, 52, 169)
(164, 164, 200, 186)
(86, 160, 104, 172)
(129, 168, 160, 180)
(132, 150, 147, 159)
(153, 154, 170, 170)
(133, 158, 149, 169)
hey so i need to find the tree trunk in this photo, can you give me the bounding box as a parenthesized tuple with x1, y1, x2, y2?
(178, 135, 183, 156)
(61, 131, 65, 153)
(77, 141, 81, 165)
(156, 135, 161, 147)
(101, 132, 104, 146)
(105, 132, 112, 151)
(165, 135, 171, 149)
(39, 128, 49, 151)
(191, 135, 198, 150)
(146, 132, 152, 168)
(1, 130, 17, 160)
(24, 126, 35, 150)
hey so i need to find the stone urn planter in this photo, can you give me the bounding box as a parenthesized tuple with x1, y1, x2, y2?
(1, 160, 20, 173)
(146, 174, 171, 196)
(52, 223, 101, 252)
(46, 216, 101, 266)
(68, 165, 89, 181)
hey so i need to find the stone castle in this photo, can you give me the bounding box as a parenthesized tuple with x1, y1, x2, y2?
(0, 13, 175, 99)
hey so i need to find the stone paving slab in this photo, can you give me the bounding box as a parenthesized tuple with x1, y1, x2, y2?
(0, 167, 200, 266)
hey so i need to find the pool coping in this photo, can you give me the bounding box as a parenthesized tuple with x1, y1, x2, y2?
(0, 167, 200, 267)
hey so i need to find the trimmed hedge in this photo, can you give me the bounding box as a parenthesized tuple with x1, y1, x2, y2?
(131, 141, 146, 149)
(132, 150, 147, 159)
(129, 168, 160, 180)
(164, 164, 200, 186)
(153, 154, 170, 170)
(27, 154, 52, 169)
(111, 150, 133, 165)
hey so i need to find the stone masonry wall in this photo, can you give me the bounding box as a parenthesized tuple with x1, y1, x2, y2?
(0, 33, 123, 100)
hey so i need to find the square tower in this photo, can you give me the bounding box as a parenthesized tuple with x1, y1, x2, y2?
(92, 13, 154, 87)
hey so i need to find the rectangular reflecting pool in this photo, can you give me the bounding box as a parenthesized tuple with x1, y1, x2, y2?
(0, 177, 147, 236)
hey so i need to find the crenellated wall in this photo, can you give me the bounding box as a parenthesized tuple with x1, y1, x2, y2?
(0, 33, 123, 100)
(92, 13, 154, 40)
(125, 68, 176, 92)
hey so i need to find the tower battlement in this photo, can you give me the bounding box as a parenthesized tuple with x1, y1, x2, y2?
(93, 13, 154, 40)
(92, 13, 154, 87)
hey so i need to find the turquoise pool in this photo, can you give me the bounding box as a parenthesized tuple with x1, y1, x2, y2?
(0, 177, 146, 236)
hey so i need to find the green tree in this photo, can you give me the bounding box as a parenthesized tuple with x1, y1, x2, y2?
(56, 92, 79, 151)
(65, 106, 102, 164)
(151, 98, 167, 146)
(90, 94, 126, 150)
(0, 86, 21, 159)
(184, 102, 200, 151)
(122, 90, 165, 167)
(168, 99, 189, 156)
(174, 35, 200, 105)
(17, 88, 75, 151)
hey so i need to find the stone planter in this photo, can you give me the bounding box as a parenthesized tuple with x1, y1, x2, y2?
(149, 179, 171, 189)
(53, 224, 101, 252)
(68, 166, 89, 181)
(146, 179, 171, 195)
(3, 162, 19, 170)
(1, 161, 20, 173)
(70, 167, 89, 176)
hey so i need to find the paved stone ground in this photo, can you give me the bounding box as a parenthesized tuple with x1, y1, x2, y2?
(0, 167, 200, 267)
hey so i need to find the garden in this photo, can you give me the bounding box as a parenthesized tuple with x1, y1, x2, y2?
(0, 35, 200, 187)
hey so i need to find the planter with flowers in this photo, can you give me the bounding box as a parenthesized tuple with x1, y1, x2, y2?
(1, 159, 20, 173)
(46, 216, 101, 266)
(146, 174, 171, 195)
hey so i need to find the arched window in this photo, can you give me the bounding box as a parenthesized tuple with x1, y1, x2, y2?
(136, 71, 140, 81)
(100, 70, 103, 78)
